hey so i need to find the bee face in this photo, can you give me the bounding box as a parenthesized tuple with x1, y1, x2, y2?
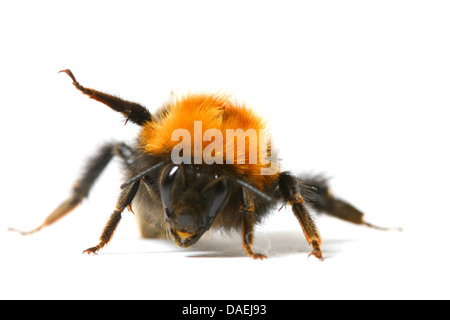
(160, 164, 230, 247)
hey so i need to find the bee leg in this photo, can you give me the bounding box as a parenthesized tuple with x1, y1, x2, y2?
(278, 172, 323, 260)
(242, 214, 267, 260)
(240, 189, 267, 260)
(113, 143, 165, 239)
(113, 142, 137, 171)
(301, 175, 402, 231)
(9, 142, 117, 235)
(83, 180, 140, 254)
(59, 69, 152, 126)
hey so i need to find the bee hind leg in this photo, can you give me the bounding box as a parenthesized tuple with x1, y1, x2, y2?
(59, 69, 152, 126)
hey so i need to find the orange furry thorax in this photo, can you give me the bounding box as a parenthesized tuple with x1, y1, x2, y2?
(139, 93, 279, 188)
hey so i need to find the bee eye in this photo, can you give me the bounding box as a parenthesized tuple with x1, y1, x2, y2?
(208, 178, 229, 219)
(160, 165, 179, 210)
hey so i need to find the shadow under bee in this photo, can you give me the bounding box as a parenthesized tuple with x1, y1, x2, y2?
(183, 231, 353, 259)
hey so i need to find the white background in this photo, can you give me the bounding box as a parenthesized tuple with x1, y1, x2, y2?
(1, 1, 449, 300)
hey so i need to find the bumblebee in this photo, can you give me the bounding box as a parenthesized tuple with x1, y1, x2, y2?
(10, 70, 396, 260)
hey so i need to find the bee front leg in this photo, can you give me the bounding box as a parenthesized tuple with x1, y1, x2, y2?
(278, 172, 324, 261)
(240, 189, 267, 260)
(83, 180, 140, 254)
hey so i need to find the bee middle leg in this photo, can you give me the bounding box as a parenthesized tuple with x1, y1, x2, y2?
(301, 174, 402, 231)
(9, 142, 118, 235)
(9, 142, 139, 242)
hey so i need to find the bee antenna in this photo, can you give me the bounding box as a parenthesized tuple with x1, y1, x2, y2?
(179, 163, 187, 189)
(121, 161, 170, 189)
(231, 178, 273, 202)
(201, 176, 228, 195)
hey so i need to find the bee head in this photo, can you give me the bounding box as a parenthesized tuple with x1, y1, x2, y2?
(160, 164, 230, 248)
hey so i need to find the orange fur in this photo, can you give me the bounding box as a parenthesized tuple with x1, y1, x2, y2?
(139, 93, 279, 189)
